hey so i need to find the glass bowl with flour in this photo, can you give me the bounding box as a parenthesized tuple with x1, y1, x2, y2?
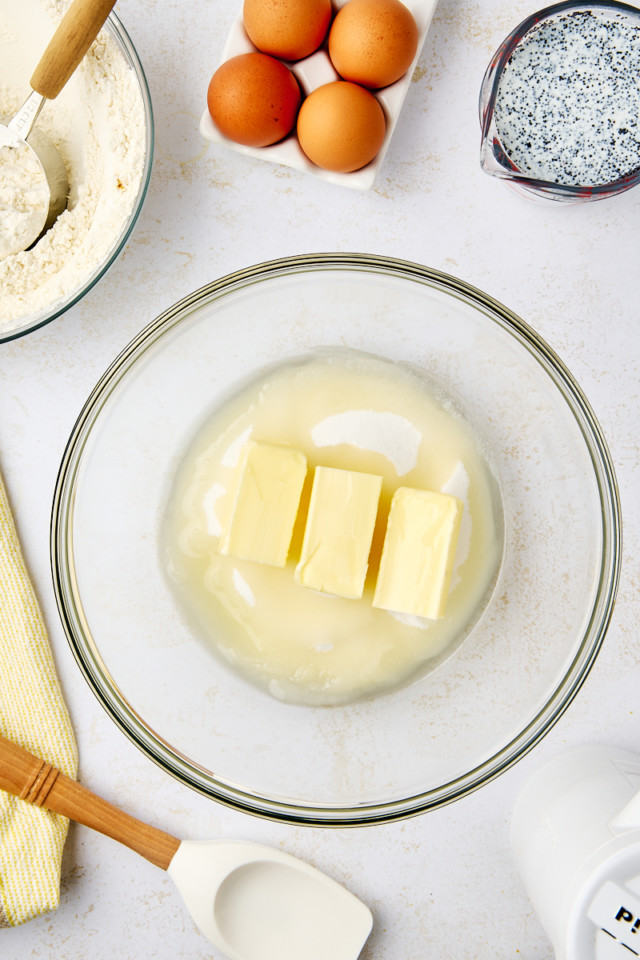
(0, 0, 152, 342)
(479, 1, 640, 202)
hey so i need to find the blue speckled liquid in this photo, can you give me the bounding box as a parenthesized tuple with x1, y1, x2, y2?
(494, 9, 640, 186)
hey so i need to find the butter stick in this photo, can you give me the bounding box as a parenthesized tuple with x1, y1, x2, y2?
(218, 441, 307, 566)
(373, 487, 462, 619)
(295, 466, 382, 599)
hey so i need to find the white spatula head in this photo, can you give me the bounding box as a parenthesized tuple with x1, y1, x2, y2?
(168, 839, 373, 960)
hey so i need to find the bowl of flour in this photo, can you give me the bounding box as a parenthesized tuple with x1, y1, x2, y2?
(0, 0, 153, 342)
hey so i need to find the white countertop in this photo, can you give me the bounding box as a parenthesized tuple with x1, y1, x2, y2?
(2, 1, 640, 957)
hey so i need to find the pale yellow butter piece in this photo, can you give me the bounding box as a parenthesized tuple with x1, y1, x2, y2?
(218, 441, 307, 566)
(373, 487, 463, 619)
(295, 466, 382, 599)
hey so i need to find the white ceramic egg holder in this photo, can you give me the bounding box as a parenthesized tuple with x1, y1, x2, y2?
(199, 0, 439, 190)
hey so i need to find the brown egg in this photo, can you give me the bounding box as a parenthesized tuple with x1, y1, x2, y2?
(243, 0, 333, 61)
(207, 53, 301, 147)
(328, 0, 419, 89)
(297, 81, 386, 172)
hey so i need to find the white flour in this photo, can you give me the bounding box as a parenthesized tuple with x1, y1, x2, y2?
(0, 138, 49, 258)
(0, 0, 147, 333)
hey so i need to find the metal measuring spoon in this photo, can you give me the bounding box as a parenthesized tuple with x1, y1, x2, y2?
(0, 0, 117, 258)
(0, 734, 373, 960)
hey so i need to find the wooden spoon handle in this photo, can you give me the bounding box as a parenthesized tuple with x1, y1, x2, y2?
(31, 0, 118, 100)
(0, 734, 181, 870)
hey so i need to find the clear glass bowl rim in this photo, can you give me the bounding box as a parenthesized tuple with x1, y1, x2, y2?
(479, 0, 640, 200)
(0, 11, 154, 344)
(51, 253, 622, 826)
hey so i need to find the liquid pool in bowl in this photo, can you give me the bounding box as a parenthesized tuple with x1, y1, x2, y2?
(160, 347, 504, 707)
(479, 1, 640, 202)
(51, 254, 620, 824)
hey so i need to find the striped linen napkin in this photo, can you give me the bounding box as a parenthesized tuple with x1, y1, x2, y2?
(0, 469, 77, 927)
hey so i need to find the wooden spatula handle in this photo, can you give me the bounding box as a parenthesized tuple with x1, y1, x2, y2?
(31, 0, 118, 100)
(0, 734, 181, 870)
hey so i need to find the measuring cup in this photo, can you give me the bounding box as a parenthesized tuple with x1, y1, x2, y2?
(511, 744, 640, 960)
(479, 2, 640, 204)
(0, 734, 372, 960)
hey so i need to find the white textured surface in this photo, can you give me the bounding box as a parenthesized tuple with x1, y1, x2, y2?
(1, 0, 640, 958)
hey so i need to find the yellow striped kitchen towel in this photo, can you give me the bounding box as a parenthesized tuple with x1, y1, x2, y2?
(0, 470, 78, 928)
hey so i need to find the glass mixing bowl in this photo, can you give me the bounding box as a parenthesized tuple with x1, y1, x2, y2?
(0, 12, 153, 343)
(51, 254, 620, 825)
(479, 1, 640, 203)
